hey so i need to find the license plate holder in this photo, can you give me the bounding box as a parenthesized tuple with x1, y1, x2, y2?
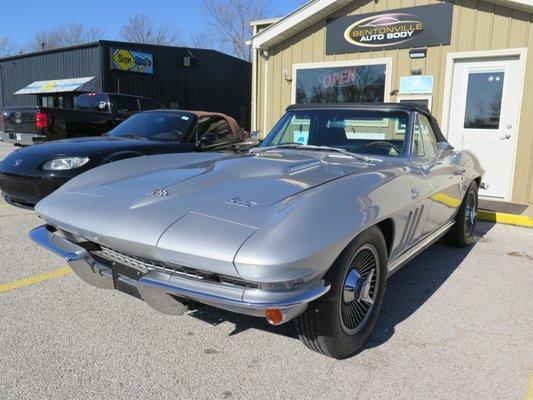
(111, 262, 143, 299)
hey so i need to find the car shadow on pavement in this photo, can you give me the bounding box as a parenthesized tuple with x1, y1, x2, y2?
(189, 222, 495, 346)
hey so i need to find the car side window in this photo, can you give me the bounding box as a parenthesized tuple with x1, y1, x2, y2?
(413, 114, 438, 158)
(197, 117, 234, 145)
(75, 94, 110, 112)
(114, 96, 140, 115)
(139, 98, 163, 111)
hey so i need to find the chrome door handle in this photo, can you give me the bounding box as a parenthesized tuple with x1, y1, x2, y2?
(500, 134, 511, 140)
(454, 169, 466, 175)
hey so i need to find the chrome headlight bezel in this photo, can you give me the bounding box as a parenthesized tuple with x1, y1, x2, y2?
(42, 157, 90, 171)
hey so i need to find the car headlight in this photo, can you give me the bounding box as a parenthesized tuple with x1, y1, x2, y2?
(42, 157, 90, 171)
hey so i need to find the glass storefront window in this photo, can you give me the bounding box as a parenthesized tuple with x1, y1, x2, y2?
(295, 64, 386, 104)
(463, 71, 504, 129)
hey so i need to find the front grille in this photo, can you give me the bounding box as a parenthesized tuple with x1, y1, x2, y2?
(91, 246, 259, 289)
(0, 175, 39, 198)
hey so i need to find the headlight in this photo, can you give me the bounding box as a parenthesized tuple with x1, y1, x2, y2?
(42, 157, 90, 171)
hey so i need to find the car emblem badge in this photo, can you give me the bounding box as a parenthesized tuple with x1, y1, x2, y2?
(147, 189, 169, 197)
(226, 197, 258, 208)
(13, 159, 22, 166)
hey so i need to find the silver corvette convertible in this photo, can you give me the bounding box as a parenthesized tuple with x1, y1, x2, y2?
(30, 103, 483, 358)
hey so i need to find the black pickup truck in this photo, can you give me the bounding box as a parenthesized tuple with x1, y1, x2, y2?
(0, 93, 164, 146)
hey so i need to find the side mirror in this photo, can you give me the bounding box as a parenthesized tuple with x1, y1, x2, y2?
(434, 142, 453, 158)
(199, 132, 217, 145)
(232, 137, 260, 152)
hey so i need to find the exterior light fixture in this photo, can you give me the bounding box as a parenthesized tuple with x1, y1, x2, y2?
(409, 48, 427, 59)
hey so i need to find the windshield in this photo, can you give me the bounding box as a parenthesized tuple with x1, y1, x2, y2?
(109, 111, 193, 141)
(261, 109, 410, 157)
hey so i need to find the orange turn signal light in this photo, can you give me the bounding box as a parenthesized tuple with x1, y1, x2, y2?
(265, 309, 284, 325)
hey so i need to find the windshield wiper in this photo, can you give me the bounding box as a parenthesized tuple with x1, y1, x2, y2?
(250, 144, 381, 163)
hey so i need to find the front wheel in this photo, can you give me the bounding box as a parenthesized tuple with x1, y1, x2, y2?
(447, 181, 478, 246)
(294, 226, 388, 359)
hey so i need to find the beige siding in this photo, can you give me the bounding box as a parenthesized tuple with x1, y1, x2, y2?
(254, 0, 533, 204)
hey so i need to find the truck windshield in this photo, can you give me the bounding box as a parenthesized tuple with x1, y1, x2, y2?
(109, 111, 193, 141)
(261, 109, 410, 157)
(75, 94, 110, 112)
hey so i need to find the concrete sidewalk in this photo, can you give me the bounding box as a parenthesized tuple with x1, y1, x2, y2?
(479, 199, 533, 228)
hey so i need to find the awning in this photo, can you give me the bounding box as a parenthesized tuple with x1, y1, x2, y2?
(14, 76, 96, 95)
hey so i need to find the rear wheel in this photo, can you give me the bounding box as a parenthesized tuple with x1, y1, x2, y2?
(447, 181, 478, 246)
(295, 226, 387, 359)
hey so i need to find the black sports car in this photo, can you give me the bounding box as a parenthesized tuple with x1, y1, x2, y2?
(0, 110, 256, 208)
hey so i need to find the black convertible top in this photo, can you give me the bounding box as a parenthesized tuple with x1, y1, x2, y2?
(287, 102, 431, 115)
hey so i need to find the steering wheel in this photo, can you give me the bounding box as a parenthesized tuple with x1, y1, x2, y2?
(364, 140, 401, 154)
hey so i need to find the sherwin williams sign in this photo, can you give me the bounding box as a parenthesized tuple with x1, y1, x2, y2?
(326, 3, 452, 54)
(111, 48, 153, 74)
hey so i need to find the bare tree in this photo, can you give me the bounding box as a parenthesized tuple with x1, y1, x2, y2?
(120, 13, 182, 45)
(26, 23, 105, 52)
(0, 36, 16, 57)
(202, 0, 271, 61)
(188, 32, 212, 49)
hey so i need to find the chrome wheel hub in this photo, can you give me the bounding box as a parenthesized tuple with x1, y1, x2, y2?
(339, 244, 380, 334)
(465, 192, 477, 235)
(343, 269, 375, 304)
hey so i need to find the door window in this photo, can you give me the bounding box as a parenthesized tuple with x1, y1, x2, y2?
(413, 114, 437, 158)
(139, 98, 164, 111)
(114, 96, 140, 114)
(463, 71, 504, 129)
(295, 64, 387, 104)
(197, 117, 234, 145)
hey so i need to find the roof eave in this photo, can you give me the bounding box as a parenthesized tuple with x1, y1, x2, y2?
(252, 0, 354, 50)
(251, 0, 533, 50)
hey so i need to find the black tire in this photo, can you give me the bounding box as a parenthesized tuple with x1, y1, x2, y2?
(294, 226, 388, 359)
(447, 181, 478, 247)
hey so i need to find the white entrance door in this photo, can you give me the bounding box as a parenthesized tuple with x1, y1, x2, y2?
(447, 56, 524, 200)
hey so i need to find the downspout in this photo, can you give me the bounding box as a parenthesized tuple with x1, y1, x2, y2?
(250, 25, 258, 133)
(262, 50, 269, 139)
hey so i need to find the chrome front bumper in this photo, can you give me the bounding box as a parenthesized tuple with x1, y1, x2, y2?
(29, 225, 330, 323)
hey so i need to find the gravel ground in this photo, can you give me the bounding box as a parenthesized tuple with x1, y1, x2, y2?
(0, 140, 532, 400)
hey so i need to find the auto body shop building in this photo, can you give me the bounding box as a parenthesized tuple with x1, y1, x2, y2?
(250, 0, 533, 205)
(0, 40, 251, 127)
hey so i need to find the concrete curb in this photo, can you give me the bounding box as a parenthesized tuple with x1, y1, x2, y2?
(478, 210, 533, 229)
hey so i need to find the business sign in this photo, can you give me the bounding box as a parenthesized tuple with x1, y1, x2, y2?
(111, 48, 153, 74)
(399, 75, 434, 94)
(15, 77, 97, 95)
(326, 3, 453, 54)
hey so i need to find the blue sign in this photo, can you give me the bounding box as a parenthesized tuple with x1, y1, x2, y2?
(399, 75, 434, 94)
(112, 48, 154, 74)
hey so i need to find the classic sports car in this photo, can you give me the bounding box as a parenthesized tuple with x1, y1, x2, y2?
(0, 110, 254, 208)
(30, 103, 483, 358)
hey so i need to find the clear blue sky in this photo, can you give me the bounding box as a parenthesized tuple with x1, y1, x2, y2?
(0, 0, 306, 47)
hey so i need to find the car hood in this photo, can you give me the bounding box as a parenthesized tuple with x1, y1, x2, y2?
(35, 150, 377, 277)
(0, 136, 181, 176)
(1, 136, 158, 166)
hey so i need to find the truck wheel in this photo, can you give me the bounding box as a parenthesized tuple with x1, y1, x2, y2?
(295, 226, 387, 359)
(447, 181, 478, 247)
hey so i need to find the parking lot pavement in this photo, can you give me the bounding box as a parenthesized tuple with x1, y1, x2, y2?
(0, 141, 532, 400)
(0, 141, 14, 159)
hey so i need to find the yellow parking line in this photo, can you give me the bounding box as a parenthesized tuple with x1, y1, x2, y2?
(0, 267, 72, 294)
(525, 370, 533, 400)
(478, 210, 533, 228)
